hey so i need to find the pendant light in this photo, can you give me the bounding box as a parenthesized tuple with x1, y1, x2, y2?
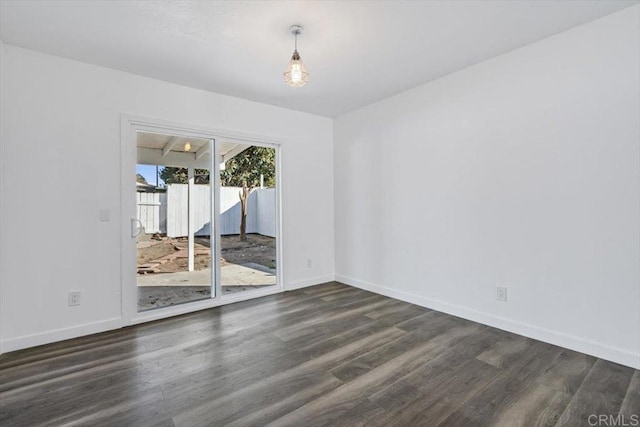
(284, 25, 309, 87)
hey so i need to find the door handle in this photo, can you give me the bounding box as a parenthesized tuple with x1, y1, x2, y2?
(131, 218, 145, 237)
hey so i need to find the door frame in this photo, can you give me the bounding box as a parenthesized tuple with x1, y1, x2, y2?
(120, 114, 284, 325)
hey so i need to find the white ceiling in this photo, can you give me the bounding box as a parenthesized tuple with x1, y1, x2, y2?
(1, 0, 637, 117)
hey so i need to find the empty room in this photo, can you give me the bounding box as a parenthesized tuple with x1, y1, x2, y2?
(0, 1, 638, 426)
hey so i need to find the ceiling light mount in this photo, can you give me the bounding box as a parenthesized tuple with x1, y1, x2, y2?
(284, 24, 309, 87)
(290, 25, 303, 37)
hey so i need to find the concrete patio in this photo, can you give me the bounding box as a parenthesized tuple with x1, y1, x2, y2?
(137, 262, 278, 310)
(137, 262, 276, 287)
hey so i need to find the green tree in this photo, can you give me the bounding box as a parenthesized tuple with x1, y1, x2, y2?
(159, 147, 275, 187)
(159, 146, 275, 241)
(220, 146, 275, 187)
(223, 147, 275, 240)
(136, 173, 148, 184)
(159, 167, 210, 185)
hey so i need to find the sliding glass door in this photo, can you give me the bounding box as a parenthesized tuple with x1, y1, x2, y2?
(217, 142, 278, 297)
(135, 131, 215, 311)
(124, 122, 281, 320)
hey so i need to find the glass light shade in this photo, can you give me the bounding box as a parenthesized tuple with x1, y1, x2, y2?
(284, 50, 309, 87)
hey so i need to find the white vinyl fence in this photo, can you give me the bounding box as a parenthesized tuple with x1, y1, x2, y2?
(136, 185, 275, 238)
(136, 192, 164, 234)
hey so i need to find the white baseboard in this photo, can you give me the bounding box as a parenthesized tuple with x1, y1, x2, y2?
(0, 317, 123, 354)
(286, 274, 335, 291)
(0, 275, 334, 354)
(5, 276, 636, 370)
(335, 274, 640, 370)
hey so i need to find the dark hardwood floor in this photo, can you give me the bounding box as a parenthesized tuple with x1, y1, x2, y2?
(1, 282, 638, 426)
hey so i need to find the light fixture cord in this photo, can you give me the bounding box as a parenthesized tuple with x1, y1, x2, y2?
(295, 32, 298, 51)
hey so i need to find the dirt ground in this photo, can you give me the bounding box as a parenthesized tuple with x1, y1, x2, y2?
(219, 234, 276, 269)
(137, 233, 276, 273)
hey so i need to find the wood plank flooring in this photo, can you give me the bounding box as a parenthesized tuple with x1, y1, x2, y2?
(0, 282, 637, 426)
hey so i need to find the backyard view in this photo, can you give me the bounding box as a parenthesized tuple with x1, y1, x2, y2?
(136, 133, 277, 311)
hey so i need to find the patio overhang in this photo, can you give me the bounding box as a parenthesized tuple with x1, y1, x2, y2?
(136, 132, 248, 169)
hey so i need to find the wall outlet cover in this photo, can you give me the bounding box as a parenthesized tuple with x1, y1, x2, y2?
(68, 291, 81, 306)
(496, 286, 508, 302)
(99, 209, 111, 222)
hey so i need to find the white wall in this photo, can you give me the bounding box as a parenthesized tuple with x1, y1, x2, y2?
(0, 40, 4, 354)
(334, 7, 640, 368)
(0, 46, 334, 351)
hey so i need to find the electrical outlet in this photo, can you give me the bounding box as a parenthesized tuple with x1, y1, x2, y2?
(306, 258, 312, 268)
(99, 209, 110, 222)
(496, 286, 508, 302)
(68, 291, 81, 306)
